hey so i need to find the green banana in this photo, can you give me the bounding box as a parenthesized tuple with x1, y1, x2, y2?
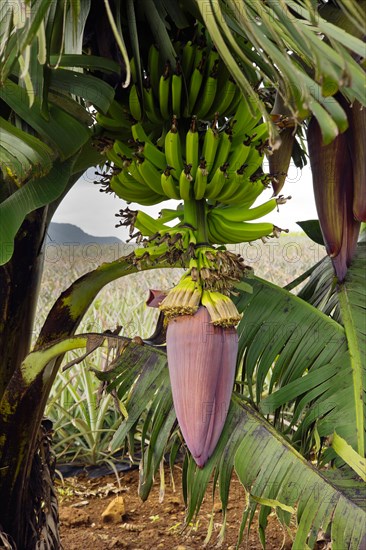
(159, 61, 172, 120)
(186, 52, 206, 115)
(132, 125, 167, 169)
(232, 94, 262, 138)
(95, 112, 130, 132)
(214, 171, 242, 203)
(227, 138, 251, 174)
(237, 147, 263, 180)
(114, 139, 133, 160)
(193, 160, 208, 200)
(165, 118, 184, 178)
(179, 164, 193, 200)
(208, 78, 236, 118)
(129, 84, 142, 121)
(161, 167, 181, 200)
(111, 174, 162, 206)
(140, 141, 166, 171)
(207, 214, 274, 244)
(210, 130, 232, 175)
(202, 122, 220, 174)
(143, 86, 161, 124)
(115, 169, 147, 194)
(172, 68, 183, 118)
(205, 165, 228, 199)
(205, 48, 220, 76)
(185, 116, 199, 178)
(105, 100, 132, 128)
(222, 178, 267, 206)
(137, 158, 165, 195)
(248, 122, 270, 147)
(106, 147, 124, 167)
(181, 41, 196, 79)
(134, 210, 167, 236)
(127, 159, 148, 186)
(131, 122, 150, 143)
(159, 207, 184, 223)
(194, 61, 219, 119)
(211, 196, 289, 223)
(148, 44, 161, 98)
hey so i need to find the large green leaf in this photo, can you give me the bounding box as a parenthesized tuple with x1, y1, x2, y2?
(0, 116, 55, 184)
(336, 244, 366, 456)
(48, 68, 115, 113)
(97, 343, 366, 548)
(0, 157, 75, 265)
(0, 80, 91, 160)
(233, 401, 366, 550)
(234, 269, 365, 455)
(196, 0, 366, 141)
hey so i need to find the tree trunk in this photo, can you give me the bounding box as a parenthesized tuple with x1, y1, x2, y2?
(0, 210, 46, 398)
(0, 208, 52, 548)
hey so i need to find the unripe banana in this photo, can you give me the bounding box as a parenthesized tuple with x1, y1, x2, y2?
(186, 52, 206, 115)
(227, 138, 251, 174)
(137, 158, 165, 195)
(172, 67, 183, 118)
(194, 60, 219, 119)
(105, 100, 132, 128)
(194, 160, 208, 200)
(202, 120, 220, 174)
(232, 94, 262, 138)
(207, 214, 274, 244)
(111, 174, 162, 206)
(127, 159, 147, 185)
(185, 116, 199, 178)
(181, 41, 196, 79)
(148, 44, 161, 98)
(161, 167, 181, 200)
(139, 141, 166, 171)
(214, 171, 242, 203)
(179, 164, 193, 200)
(165, 117, 184, 178)
(129, 84, 142, 121)
(143, 86, 161, 124)
(134, 210, 167, 236)
(207, 78, 236, 118)
(212, 196, 290, 223)
(159, 61, 172, 120)
(205, 165, 228, 199)
(221, 176, 266, 206)
(211, 130, 232, 175)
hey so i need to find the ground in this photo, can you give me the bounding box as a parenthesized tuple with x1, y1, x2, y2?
(58, 465, 295, 550)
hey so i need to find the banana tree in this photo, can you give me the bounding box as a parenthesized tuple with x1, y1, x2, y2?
(0, 0, 365, 548)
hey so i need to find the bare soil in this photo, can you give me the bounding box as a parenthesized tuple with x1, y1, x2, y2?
(58, 465, 295, 550)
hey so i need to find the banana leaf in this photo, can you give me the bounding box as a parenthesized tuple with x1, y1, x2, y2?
(95, 341, 366, 549)
(234, 243, 365, 457)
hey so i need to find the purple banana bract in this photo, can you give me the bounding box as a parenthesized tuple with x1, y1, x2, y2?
(166, 306, 238, 467)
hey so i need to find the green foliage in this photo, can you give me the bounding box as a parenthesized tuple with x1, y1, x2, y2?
(45, 354, 124, 466)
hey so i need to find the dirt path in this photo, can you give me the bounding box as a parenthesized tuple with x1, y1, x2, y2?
(58, 465, 294, 549)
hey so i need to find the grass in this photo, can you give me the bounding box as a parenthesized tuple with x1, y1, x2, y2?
(37, 234, 325, 465)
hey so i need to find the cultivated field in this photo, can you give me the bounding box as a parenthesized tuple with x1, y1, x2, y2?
(35, 233, 325, 342)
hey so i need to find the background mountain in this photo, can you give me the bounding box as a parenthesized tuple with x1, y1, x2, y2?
(46, 223, 123, 245)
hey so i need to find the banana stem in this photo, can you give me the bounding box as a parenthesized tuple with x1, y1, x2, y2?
(183, 199, 198, 228)
(195, 199, 209, 244)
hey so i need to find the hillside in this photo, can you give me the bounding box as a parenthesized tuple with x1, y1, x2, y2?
(46, 223, 122, 245)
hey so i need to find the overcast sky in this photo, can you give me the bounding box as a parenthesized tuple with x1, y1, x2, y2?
(53, 160, 317, 241)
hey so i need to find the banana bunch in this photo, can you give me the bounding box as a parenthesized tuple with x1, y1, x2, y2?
(125, 39, 244, 124)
